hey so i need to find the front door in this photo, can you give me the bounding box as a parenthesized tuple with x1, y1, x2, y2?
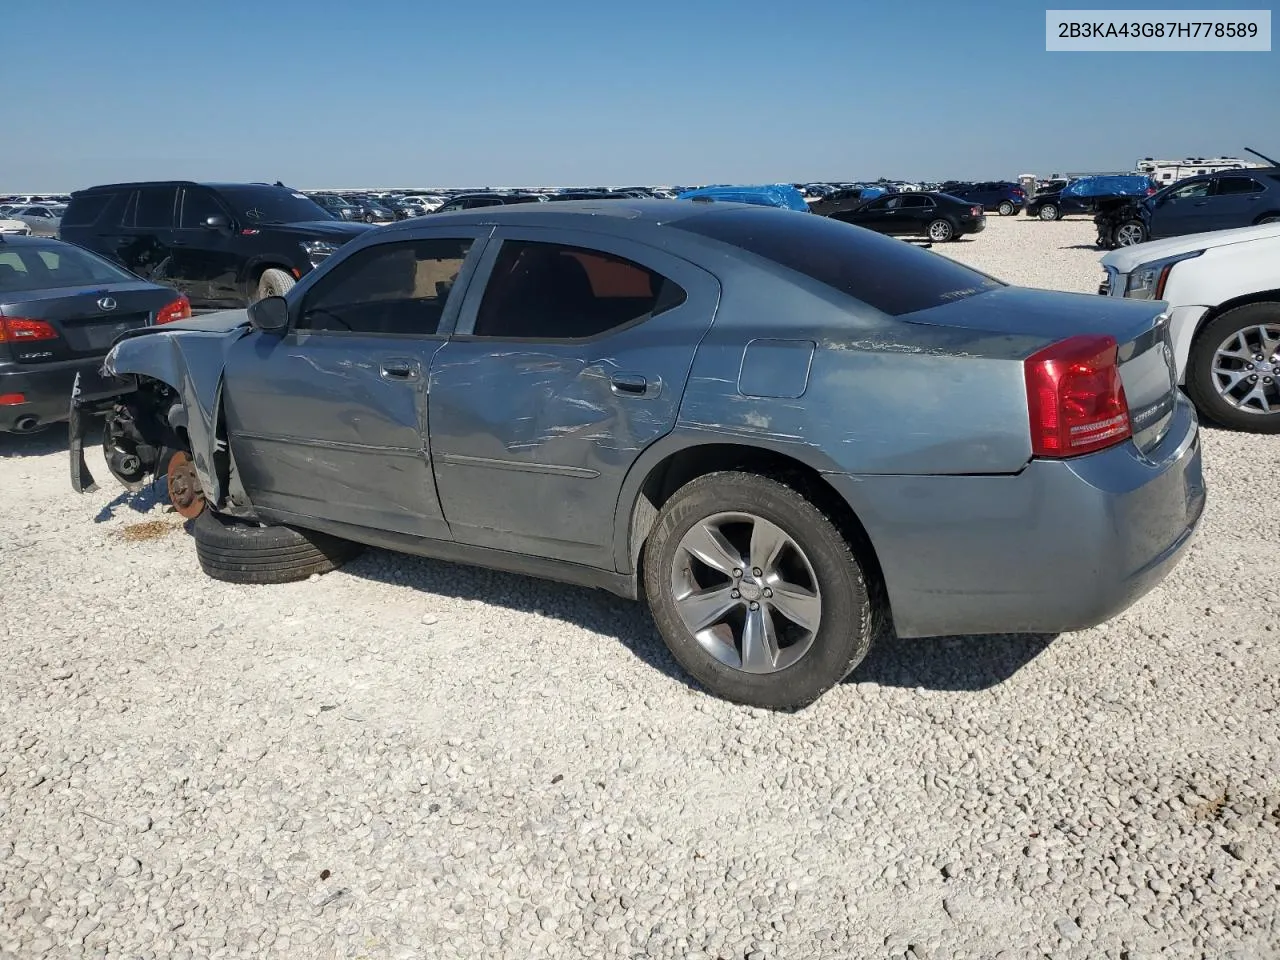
(221, 231, 487, 540)
(1147, 178, 1214, 238)
(428, 228, 721, 570)
(168, 187, 243, 306)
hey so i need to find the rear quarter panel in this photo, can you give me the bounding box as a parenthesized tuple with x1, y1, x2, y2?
(673, 272, 1037, 475)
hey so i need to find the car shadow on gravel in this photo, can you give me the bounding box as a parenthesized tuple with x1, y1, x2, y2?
(848, 631, 1057, 691)
(339, 552, 702, 693)
(0, 427, 71, 458)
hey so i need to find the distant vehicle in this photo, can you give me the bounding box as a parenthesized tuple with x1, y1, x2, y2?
(67, 200, 1203, 710)
(1096, 168, 1280, 248)
(807, 188, 874, 218)
(0, 216, 31, 236)
(832, 192, 985, 242)
(548, 191, 624, 201)
(308, 194, 361, 221)
(348, 197, 397, 224)
(433, 192, 548, 213)
(1024, 175, 1157, 221)
(946, 181, 1027, 216)
(1099, 221, 1280, 431)
(60, 181, 374, 308)
(1136, 156, 1266, 186)
(10, 205, 65, 237)
(402, 194, 446, 212)
(0, 235, 190, 434)
(677, 185, 811, 212)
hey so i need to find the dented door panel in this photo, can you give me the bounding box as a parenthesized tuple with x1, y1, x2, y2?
(429, 227, 721, 569)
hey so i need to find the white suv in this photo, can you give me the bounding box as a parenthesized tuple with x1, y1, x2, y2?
(1099, 222, 1280, 432)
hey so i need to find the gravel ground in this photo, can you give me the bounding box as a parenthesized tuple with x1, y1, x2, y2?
(2, 214, 1277, 960)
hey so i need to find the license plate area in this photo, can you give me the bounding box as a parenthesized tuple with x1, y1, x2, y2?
(63, 313, 148, 352)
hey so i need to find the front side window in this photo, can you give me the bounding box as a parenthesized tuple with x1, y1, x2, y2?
(298, 238, 472, 336)
(1170, 180, 1212, 200)
(471, 240, 685, 340)
(179, 189, 226, 228)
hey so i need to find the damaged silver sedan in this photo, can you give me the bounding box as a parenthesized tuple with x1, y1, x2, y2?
(70, 200, 1206, 709)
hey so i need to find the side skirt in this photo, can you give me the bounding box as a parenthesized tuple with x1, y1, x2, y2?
(252, 506, 641, 600)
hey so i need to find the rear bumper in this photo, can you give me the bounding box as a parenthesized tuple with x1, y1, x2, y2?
(825, 395, 1206, 638)
(0, 357, 126, 432)
(962, 218, 986, 235)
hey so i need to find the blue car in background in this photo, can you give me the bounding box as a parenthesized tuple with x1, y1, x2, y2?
(1025, 174, 1157, 221)
(677, 184, 811, 212)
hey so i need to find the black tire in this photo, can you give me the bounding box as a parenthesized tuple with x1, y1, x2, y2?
(254, 268, 295, 303)
(1185, 302, 1280, 433)
(643, 471, 875, 710)
(364, 213, 375, 223)
(1256, 214, 1280, 225)
(997, 200, 1015, 216)
(1038, 203, 1059, 221)
(193, 510, 363, 584)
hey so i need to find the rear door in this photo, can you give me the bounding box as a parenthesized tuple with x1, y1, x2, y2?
(896, 194, 934, 232)
(1205, 176, 1267, 230)
(110, 186, 178, 282)
(427, 228, 721, 569)
(169, 187, 242, 306)
(221, 229, 488, 539)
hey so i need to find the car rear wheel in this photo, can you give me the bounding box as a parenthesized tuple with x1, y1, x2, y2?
(927, 219, 954, 242)
(997, 200, 1015, 216)
(1038, 204, 1060, 221)
(193, 510, 364, 584)
(643, 471, 875, 710)
(1186, 303, 1280, 433)
(1114, 220, 1148, 247)
(254, 268, 295, 303)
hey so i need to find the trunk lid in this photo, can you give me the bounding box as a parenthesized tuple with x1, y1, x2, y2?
(903, 285, 1179, 454)
(0, 282, 178, 363)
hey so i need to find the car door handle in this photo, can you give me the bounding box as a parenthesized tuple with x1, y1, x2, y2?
(610, 373, 661, 397)
(379, 358, 420, 381)
(1193, 201, 1209, 206)
(170, 239, 188, 246)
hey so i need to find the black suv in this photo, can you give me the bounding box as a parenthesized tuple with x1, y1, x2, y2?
(59, 181, 374, 308)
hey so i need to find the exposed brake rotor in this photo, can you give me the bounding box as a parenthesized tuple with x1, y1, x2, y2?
(166, 451, 205, 519)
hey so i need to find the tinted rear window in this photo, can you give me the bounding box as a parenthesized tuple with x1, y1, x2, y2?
(0, 244, 134, 292)
(61, 193, 112, 228)
(671, 207, 1003, 316)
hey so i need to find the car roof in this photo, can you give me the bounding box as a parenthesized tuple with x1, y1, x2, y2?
(0, 234, 71, 248)
(71, 181, 302, 195)
(377, 197, 734, 235)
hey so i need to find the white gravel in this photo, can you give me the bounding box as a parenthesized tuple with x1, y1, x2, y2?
(2, 214, 1278, 960)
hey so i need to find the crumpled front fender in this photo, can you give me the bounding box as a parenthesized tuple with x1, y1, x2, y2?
(100, 312, 252, 505)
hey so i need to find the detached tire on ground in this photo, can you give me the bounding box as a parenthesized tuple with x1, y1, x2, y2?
(643, 471, 876, 710)
(254, 268, 295, 302)
(193, 510, 362, 584)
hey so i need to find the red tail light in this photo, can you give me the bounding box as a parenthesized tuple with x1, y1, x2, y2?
(155, 294, 191, 325)
(0, 317, 59, 342)
(971, 205, 982, 217)
(1024, 334, 1131, 458)
(0, 393, 26, 405)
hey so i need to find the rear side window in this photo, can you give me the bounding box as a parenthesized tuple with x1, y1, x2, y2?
(672, 207, 1002, 317)
(134, 187, 177, 229)
(60, 193, 112, 228)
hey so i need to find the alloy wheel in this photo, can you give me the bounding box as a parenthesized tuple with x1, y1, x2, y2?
(1115, 222, 1146, 246)
(1212, 323, 1280, 415)
(670, 512, 822, 674)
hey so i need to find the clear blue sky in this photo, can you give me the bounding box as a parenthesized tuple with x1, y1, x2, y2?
(4, 0, 1273, 190)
